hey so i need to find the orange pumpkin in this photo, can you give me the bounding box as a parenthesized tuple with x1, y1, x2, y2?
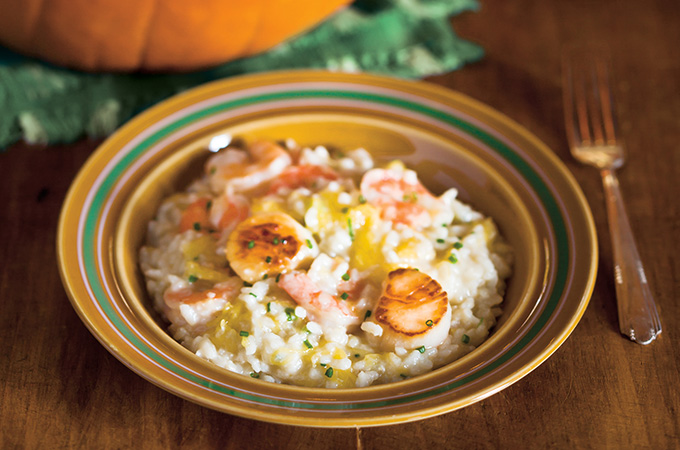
(0, 0, 351, 72)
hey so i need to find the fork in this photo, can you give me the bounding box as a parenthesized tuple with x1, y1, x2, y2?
(562, 47, 662, 344)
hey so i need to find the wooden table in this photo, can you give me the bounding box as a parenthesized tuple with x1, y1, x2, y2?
(2, 0, 678, 448)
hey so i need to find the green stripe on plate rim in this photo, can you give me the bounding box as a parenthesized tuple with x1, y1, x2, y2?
(82, 88, 569, 410)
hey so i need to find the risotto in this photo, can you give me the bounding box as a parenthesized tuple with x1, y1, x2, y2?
(139, 138, 512, 388)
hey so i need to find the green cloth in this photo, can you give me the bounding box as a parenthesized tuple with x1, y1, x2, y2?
(0, 0, 483, 149)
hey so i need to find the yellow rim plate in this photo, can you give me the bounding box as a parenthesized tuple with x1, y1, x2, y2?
(57, 71, 597, 427)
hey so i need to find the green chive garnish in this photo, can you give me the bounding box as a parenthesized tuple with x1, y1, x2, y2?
(250, 372, 259, 378)
(340, 292, 349, 300)
(453, 241, 463, 249)
(193, 222, 201, 231)
(273, 238, 280, 245)
(243, 281, 252, 287)
(477, 317, 484, 327)
(239, 331, 249, 337)
(364, 310, 372, 320)
(266, 302, 271, 312)
(347, 218, 354, 241)
(306, 239, 313, 249)
(341, 207, 349, 214)
(285, 307, 296, 321)
(426, 319, 433, 327)
(462, 334, 470, 344)
(303, 340, 313, 349)
(275, 273, 281, 283)
(248, 240, 255, 249)
(263, 274, 268, 280)
(188, 275, 198, 283)
(417, 346, 426, 353)
(341, 273, 350, 281)
(448, 254, 458, 263)
(320, 363, 327, 367)
(325, 367, 334, 378)
(249, 292, 257, 298)
(206, 200, 212, 210)
(354, 354, 360, 358)
(400, 374, 408, 379)
(358, 195, 367, 204)
(436, 238, 445, 244)
(265, 256, 272, 263)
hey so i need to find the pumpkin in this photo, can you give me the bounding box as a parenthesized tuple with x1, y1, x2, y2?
(0, 0, 351, 72)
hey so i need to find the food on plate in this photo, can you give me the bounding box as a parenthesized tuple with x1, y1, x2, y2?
(139, 138, 512, 387)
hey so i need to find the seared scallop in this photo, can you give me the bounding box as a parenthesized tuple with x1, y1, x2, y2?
(366, 268, 451, 351)
(226, 212, 319, 283)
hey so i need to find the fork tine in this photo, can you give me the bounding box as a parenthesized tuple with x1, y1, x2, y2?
(562, 53, 585, 147)
(594, 58, 619, 145)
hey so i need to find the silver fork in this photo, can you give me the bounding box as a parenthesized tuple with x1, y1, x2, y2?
(562, 47, 662, 344)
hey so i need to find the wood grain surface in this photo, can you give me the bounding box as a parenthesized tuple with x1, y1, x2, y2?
(1, 0, 678, 448)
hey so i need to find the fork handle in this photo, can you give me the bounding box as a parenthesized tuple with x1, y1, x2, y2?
(601, 169, 662, 344)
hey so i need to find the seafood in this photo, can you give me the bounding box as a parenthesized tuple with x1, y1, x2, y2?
(360, 165, 445, 228)
(206, 140, 292, 193)
(162, 277, 242, 329)
(226, 212, 319, 283)
(366, 268, 451, 351)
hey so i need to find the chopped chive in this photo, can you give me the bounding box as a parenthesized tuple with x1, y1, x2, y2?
(303, 340, 313, 349)
(364, 310, 372, 320)
(243, 281, 252, 287)
(320, 363, 327, 367)
(436, 238, 445, 244)
(247, 240, 255, 249)
(354, 353, 361, 358)
(210, 167, 217, 175)
(341, 273, 350, 281)
(266, 302, 271, 312)
(239, 331, 249, 337)
(273, 238, 280, 245)
(265, 256, 272, 263)
(417, 346, 426, 353)
(249, 292, 257, 298)
(263, 274, 268, 280)
(188, 275, 198, 283)
(341, 207, 349, 214)
(306, 239, 313, 249)
(340, 292, 349, 300)
(193, 222, 201, 231)
(453, 241, 463, 249)
(477, 317, 484, 327)
(285, 307, 296, 321)
(400, 374, 408, 379)
(442, 223, 448, 227)
(324, 367, 334, 378)
(250, 372, 259, 378)
(275, 273, 281, 283)
(206, 200, 212, 210)
(425, 319, 434, 327)
(347, 218, 354, 241)
(358, 195, 367, 204)
(448, 254, 458, 263)
(462, 334, 470, 344)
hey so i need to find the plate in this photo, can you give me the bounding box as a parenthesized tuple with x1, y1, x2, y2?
(57, 70, 597, 427)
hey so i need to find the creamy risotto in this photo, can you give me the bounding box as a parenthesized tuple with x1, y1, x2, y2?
(139, 138, 512, 388)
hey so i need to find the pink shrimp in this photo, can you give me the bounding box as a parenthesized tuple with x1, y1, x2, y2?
(267, 164, 339, 194)
(278, 271, 362, 330)
(206, 140, 292, 193)
(162, 277, 242, 329)
(360, 167, 444, 228)
(179, 194, 249, 235)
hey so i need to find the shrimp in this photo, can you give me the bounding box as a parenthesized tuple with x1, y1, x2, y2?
(179, 194, 249, 235)
(267, 164, 339, 194)
(162, 277, 242, 329)
(226, 212, 319, 283)
(360, 166, 444, 229)
(366, 268, 451, 351)
(206, 140, 292, 193)
(278, 271, 362, 330)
